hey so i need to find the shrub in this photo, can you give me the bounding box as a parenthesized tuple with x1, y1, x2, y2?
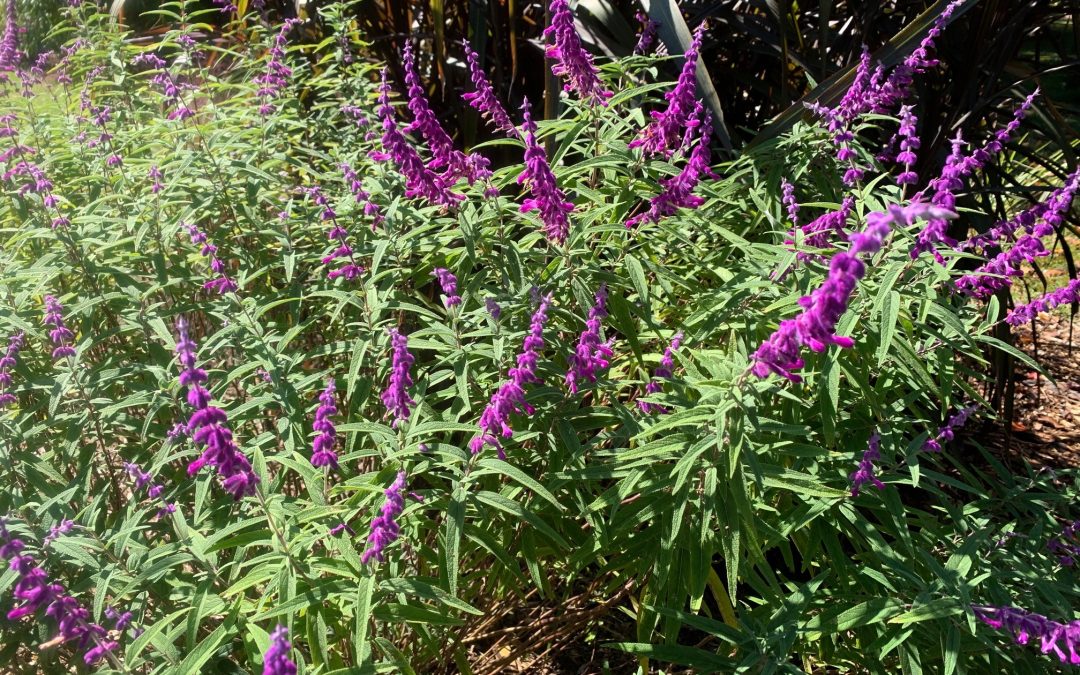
(0, 1, 1076, 673)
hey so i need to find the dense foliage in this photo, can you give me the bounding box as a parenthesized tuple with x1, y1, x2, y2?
(0, 1, 1077, 673)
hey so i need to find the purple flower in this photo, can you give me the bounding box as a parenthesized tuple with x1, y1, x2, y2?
(518, 101, 574, 244)
(125, 462, 170, 515)
(974, 604, 1080, 665)
(311, 378, 340, 470)
(183, 223, 238, 294)
(922, 404, 976, 452)
(263, 625, 297, 675)
(371, 70, 464, 207)
(0, 331, 24, 407)
(630, 22, 704, 157)
(543, 0, 612, 106)
(380, 329, 415, 429)
(626, 104, 716, 228)
(638, 332, 683, 414)
(633, 11, 659, 56)
(211, 0, 238, 14)
(753, 203, 955, 382)
(485, 298, 502, 320)
(0, 0, 20, 76)
(781, 179, 799, 227)
(308, 185, 364, 282)
(175, 317, 259, 499)
(402, 42, 490, 184)
(461, 41, 516, 136)
(1008, 279, 1080, 326)
(341, 163, 385, 230)
(43, 295, 76, 360)
(43, 520, 75, 546)
(361, 471, 408, 564)
(892, 104, 920, 185)
(148, 165, 164, 193)
(954, 220, 1054, 298)
(470, 293, 553, 458)
(432, 268, 462, 307)
(254, 19, 300, 116)
(1047, 520, 1080, 567)
(0, 520, 117, 665)
(565, 284, 613, 393)
(104, 607, 133, 632)
(785, 196, 855, 260)
(961, 168, 1080, 254)
(850, 432, 885, 496)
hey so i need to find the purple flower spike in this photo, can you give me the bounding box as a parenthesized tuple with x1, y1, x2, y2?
(432, 268, 462, 307)
(785, 196, 855, 260)
(461, 41, 516, 136)
(0, 331, 24, 406)
(565, 284, 613, 393)
(43, 295, 76, 361)
(518, 101, 574, 244)
(263, 625, 297, 675)
(633, 11, 659, 56)
(781, 179, 799, 227)
(1008, 279, 1080, 326)
(638, 332, 683, 414)
(626, 104, 716, 228)
(311, 378, 340, 470)
(544, 0, 612, 106)
(922, 404, 976, 452)
(361, 471, 408, 564)
(254, 19, 300, 116)
(630, 22, 705, 158)
(183, 223, 238, 294)
(850, 432, 885, 497)
(893, 105, 920, 185)
(471, 293, 553, 458)
(371, 69, 464, 207)
(753, 203, 956, 382)
(380, 329, 415, 429)
(0, 0, 20, 76)
(124, 461, 169, 515)
(974, 604, 1080, 665)
(954, 226, 1053, 299)
(0, 519, 118, 665)
(175, 317, 259, 500)
(485, 298, 502, 320)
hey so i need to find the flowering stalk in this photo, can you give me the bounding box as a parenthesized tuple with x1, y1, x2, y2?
(922, 404, 976, 452)
(361, 471, 408, 564)
(125, 462, 175, 519)
(461, 41, 516, 135)
(43, 295, 76, 360)
(341, 162, 385, 230)
(432, 268, 462, 307)
(954, 224, 1053, 299)
(752, 203, 956, 382)
(626, 105, 715, 228)
(638, 332, 683, 414)
(781, 178, 799, 228)
(518, 101, 573, 244)
(471, 293, 553, 458)
(974, 604, 1080, 664)
(633, 11, 659, 55)
(850, 432, 885, 496)
(380, 329, 415, 429)
(370, 69, 463, 207)
(311, 378, 339, 470)
(0, 519, 119, 665)
(544, 0, 612, 106)
(785, 196, 856, 260)
(308, 185, 364, 281)
(893, 104, 920, 185)
(1007, 279, 1080, 326)
(565, 284, 613, 393)
(961, 168, 1080, 254)
(0, 330, 23, 406)
(263, 625, 298, 675)
(175, 317, 259, 499)
(255, 19, 301, 116)
(630, 22, 705, 157)
(183, 223, 238, 294)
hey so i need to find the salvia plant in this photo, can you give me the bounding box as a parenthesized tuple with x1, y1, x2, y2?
(0, 1, 1076, 673)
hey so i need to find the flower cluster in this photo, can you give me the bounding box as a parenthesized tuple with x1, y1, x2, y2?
(1047, 520, 1080, 567)
(781, 179, 799, 227)
(0, 519, 117, 665)
(461, 41, 516, 136)
(341, 163, 385, 230)
(543, 0, 612, 105)
(43, 295, 76, 360)
(263, 625, 297, 675)
(255, 19, 301, 116)
(361, 471, 408, 564)
(0, 330, 23, 406)
(43, 520, 75, 546)
(371, 69, 463, 207)
(639, 332, 683, 414)
(974, 605, 1080, 665)
(309, 185, 364, 281)
(311, 378, 340, 470)
(148, 164, 164, 193)
(380, 329, 415, 429)
(850, 432, 885, 496)
(962, 169, 1080, 254)
(1007, 279, 1080, 326)
(753, 203, 956, 382)
(565, 284, 613, 394)
(183, 223, 238, 294)
(786, 196, 856, 260)
(630, 22, 705, 157)
(922, 404, 976, 452)
(633, 11, 659, 56)
(626, 105, 716, 228)
(518, 101, 573, 244)
(432, 268, 462, 307)
(471, 293, 553, 457)
(0, 0, 20, 76)
(133, 52, 193, 121)
(175, 317, 259, 499)
(892, 105, 920, 185)
(125, 462, 174, 518)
